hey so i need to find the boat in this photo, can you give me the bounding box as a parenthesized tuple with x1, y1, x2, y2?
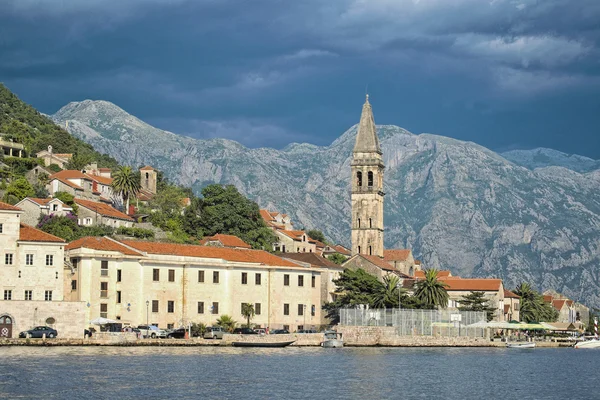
(231, 340, 295, 348)
(574, 339, 600, 349)
(506, 342, 536, 349)
(321, 330, 344, 348)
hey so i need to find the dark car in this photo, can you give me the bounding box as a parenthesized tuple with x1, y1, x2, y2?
(19, 326, 58, 338)
(233, 327, 258, 334)
(297, 329, 318, 334)
(167, 328, 187, 339)
(272, 329, 290, 334)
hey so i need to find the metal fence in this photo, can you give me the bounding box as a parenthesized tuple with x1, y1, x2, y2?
(339, 308, 487, 337)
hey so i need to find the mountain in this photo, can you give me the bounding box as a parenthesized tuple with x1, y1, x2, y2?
(502, 148, 600, 173)
(53, 100, 600, 308)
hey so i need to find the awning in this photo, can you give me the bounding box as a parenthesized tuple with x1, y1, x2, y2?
(90, 317, 119, 325)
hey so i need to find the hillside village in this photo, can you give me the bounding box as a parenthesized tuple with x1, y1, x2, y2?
(0, 84, 594, 339)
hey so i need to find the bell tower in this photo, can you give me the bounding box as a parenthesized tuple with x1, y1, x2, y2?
(351, 95, 385, 257)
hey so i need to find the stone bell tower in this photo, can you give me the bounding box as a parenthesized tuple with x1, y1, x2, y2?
(351, 95, 385, 257)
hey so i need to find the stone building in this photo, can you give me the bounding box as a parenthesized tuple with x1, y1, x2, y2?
(543, 291, 589, 327)
(274, 230, 317, 253)
(139, 166, 158, 200)
(65, 237, 325, 332)
(36, 146, 72, 168)
(47, 170, 116, 203)
(440, 277, 507, 322)
(0, 135, 25, 158)
(503, 289, 520, 322)
(14, 197, 74, 226)
(74, 198, 134, 228)
(0, 201, 85, 339)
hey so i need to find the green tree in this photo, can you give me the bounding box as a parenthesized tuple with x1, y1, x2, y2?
(458, 291, 497, 321)
(111, 166, 141, 212)
(53, 191, 78, 213)
(413, 269, 449, 309)
(327, 253, 348, 265)
(514, 283, 559, 322)
(65, 153, 93, 170)
(190, 322, 207, 337)
(241, 303, 255, 328)
(322, 268, 382, 323)
(216, 315, 237, 333)
(3, 177, 35, 203)
(307, 229, 326, 243)
(372, 275, 403, 308)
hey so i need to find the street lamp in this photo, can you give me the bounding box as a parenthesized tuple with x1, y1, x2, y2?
(146, 300, 149, 337)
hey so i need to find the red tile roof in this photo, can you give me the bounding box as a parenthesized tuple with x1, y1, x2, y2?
(332, 244, 351, 256)
(260, 209, 275, 222)
(27, 198, 53, 205)
(199, 234, 252, 249)
(19, 223, 65, 242)
(543, 295, 553, 303)
(552, 299, 568, 311)
(283, 253, 343, 269)
(66, 236, 143, 256)
(87, 174, 113, 186)
(279, 230, 308, 241)
(440, 277, 502, 292)
(360, 254, 396, 271)
(122, 240, 299, 267)
(383, 249, 412, 261)
(140, 166, 155, 171)
(504, 289, 520, 299)
(50, 170, 91, 181)
(74, 199, 134, 221)
(0, 201, 22, 211)
(414, 270, 452, 279)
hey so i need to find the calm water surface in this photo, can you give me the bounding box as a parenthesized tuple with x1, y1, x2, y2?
(0, 346, 596, 399)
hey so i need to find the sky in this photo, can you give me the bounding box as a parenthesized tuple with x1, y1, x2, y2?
(1, 0, 599, 158)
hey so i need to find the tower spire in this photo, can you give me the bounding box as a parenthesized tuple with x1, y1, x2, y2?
(353, 95, 381, 154)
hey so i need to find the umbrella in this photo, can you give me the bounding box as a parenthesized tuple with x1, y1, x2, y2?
(90, 317, 118, 325)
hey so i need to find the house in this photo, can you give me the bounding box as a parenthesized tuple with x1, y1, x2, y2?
(14, 197, 74, 226)
(383, 249, 422, 277)
(25, 165, 53, 185)
(74, 198, 134, 228)
(274, 229, 317, 253)
(543, 291, 589, 327)
(47, 170, 116, 204)
(323, 244, 351, 259)
(503, 289, 520, 322)
(0, 135, 25, 158)
(0, 201, 85, 339)
(343, 253, 411, 282)
(199, 234, 252, 249)
(36, 146, 72, 168)
(137, 166, 157, 202)
(439, 277, 506, 321)
(260, 209, 293, 230)
(65, 237, 324, 332)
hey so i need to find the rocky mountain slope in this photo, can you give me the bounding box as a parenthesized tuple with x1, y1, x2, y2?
(53, 100, 600, 308)
(502, 148, 600, 173)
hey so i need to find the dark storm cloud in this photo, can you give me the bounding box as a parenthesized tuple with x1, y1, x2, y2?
(1, 0, 599, 156)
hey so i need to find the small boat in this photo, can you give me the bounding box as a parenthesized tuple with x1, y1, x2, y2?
(231, 340, 295, 348)
(321, 330, 343, 348)
(574, 339, 600, 349)
(506, 342, 536, 349)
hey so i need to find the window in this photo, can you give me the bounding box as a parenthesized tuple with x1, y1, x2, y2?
(167, 301, 174, 313)
(168, 269, 175, 282)
(100, 303, 107, 318)
(368, 171, 374, 187)
(368, 246, 372, 255)
(3, 290, 12, 300)
(283, 324, 290, 331)
(5, 253, 13, 265)
(0, 223, 2, 233)
(153, 269, 160, 281)
(167, 323, 174, 330)
(26, 254, 34, 266)
(71, 258, 79, 269)
(298, 304, 304, 316)
(85, 217, 92, 225)
(116, 269, 122, 282)
(311, 305, 316, 317)
(312, 276, 316, 288)
(284, 274, 290, 286)
(152, 300, 159, 313)
(24, 290, 32, 300)
(45, 290, 53, 301)
(101, 260, 108, 276)
(369, 218, 372, 228)
(197, 302, 204, 314)
(46, 255, 54, 266)
(116, 291, 122, 304)
(356, 171, 363, 187)
(213, 271, 219, 284)
(52, 204, 58, 211)
(358, 246, 361, 254)
(283, 304, 290, 316)
(100, 282, 108, 298)
(198, 270, 205, 283)
(212, 302, 219, 314)
(255, 303, 261, 315)
(241, 272, 248, 284)
(357, 218, 361, 228)
(298, 275, 304, 287)
(255, 273, 262, 285)
(71, 280, 77, 290)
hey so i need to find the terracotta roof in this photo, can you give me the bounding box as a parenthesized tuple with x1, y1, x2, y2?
(552, 299, 568, 311)
(27, 198, 53, 205)
(360, 254, 396, 271)
(260, 209, 275, 222)
(140, 166, 155, 171)
(543, 295, 553, 303)
(199, 234, 252, 249)
(279, 230, 307, 241)
(566, 300, 574, 307)
(66, 236, 143, 256)
(86, 174, 113, 186)
(0, 201, 22, 211)
(332, 244, 351, 256)
(383, 249, 412, 262)
(50, 170, 91, 181)
(137, 189, 154, 201)
(122, 240, 299, 267)
(415, 260, 421, 265)
(504, 289, 520, 299)
(311, 239, 327, 248)
(19, 223, 65, 242)
(98, 168, 111, 172)
(74, 199, 134, 221)
(414, 270, 452, 279)
(440, 277, 502, 292)
(283, 253, 343, 269)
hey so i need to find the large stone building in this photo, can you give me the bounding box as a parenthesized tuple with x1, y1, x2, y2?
(0, 202, 85, 339)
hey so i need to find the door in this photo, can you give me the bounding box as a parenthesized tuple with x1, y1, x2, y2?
(0, 315, 13, 338)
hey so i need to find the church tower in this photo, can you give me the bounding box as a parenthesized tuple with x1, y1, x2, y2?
(351, 95, 385, 257)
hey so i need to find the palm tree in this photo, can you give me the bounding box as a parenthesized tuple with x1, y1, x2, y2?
(514, 282, 558, 322)
(216, 315, 237, 333)
(413, 269, 449, 309)
(111, 166, 141, 213)
(372, 275, 402, 308)
(241, 303, 255, 328)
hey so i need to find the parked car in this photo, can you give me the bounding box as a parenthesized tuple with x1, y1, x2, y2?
(167, 328, 187, 339)
(137, 325, 167, 339)
(19, 326, 58, 338)
(233, 327, 257, 335)
(203, 326, 226, 339)
(297, 329, 318, 334)
(254, 328, 266, 335)
(271, 329, 290, 334)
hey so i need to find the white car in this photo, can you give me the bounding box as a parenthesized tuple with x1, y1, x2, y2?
(138, 325, 167, 338)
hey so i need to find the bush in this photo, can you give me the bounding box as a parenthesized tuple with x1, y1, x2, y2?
(116, 226, 155, 239)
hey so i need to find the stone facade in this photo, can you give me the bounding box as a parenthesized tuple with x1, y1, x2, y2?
(0, 300, 85, 339)
(15, 198, 73, 226)
(140, 166, 157, 194)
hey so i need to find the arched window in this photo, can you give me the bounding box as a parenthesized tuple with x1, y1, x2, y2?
(368, 171, 374, 187)
(369, 218, 372, 228)
(368, 246, 372, 255)
(356, 171, 363, 187)
(357, 218, 361, 228)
